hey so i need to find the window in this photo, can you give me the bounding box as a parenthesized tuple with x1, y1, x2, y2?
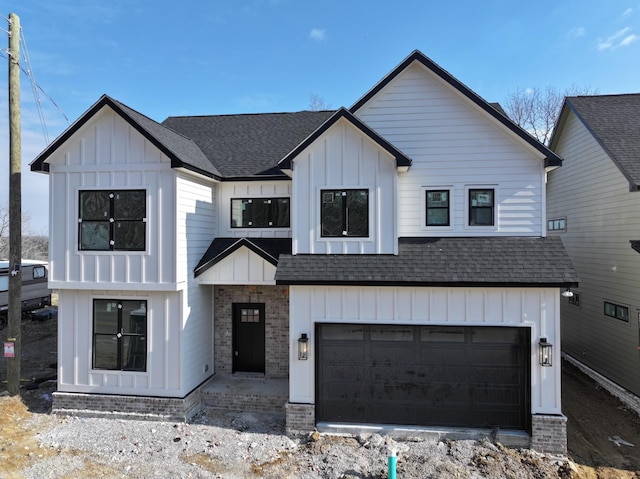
(79, 190, 146, 251)
(240, 308, 261, 323)
(321, 189, 369, 237)
(469, 189, 494, 226)
(568, 292, 580, 307)
(426, 190, 450, 226)
(93, 299, 147, 371)
(33, 266, 46, 279)
(230, 198, 290, 228)
(0, 275, 7, 292)
(604, 301, 628, 322)
(548, 218, 566, 232)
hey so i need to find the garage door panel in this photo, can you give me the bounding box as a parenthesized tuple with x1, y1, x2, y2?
(317, 324, 530, 430)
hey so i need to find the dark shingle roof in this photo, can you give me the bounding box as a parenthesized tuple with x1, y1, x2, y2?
(275, 237, 578, 286)
(195, 237, 292, 277)
(162, 111, 335, 178)
(560, 94, 640, 188)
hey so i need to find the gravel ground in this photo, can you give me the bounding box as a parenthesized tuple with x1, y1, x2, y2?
(7, 392, 573, 479)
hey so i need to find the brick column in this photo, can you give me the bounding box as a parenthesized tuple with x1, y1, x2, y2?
(530, 414, 567, 454)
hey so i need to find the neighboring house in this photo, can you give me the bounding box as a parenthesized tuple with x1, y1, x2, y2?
(31, 50, 576, 454)
(547, 94, 640, 411)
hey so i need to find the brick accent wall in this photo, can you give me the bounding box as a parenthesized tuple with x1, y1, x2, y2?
(530, 414, 567, 454)
(286, 402, 315, 435)
(52, 387, 202, 422)
(213, 285, 289, 378)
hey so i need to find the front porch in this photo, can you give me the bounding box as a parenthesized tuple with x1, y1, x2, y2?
(201, 373, 288, 414)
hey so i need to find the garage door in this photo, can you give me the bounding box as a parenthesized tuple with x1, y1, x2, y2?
(316, 324, 530, 430)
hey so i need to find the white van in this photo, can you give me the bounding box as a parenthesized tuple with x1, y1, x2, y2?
(0, 260, 51, 328)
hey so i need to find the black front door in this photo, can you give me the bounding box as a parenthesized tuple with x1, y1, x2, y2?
(232, 303, 265, 373)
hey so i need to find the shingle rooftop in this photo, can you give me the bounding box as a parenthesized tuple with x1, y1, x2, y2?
(564, 94, 640, 187)
(162, 111, 335, 178)
(275, 237, 578, 286)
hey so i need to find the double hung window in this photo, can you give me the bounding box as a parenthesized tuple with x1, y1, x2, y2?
(469, 189, 494, 226)
(231, 198, 290, 228)
(79, 190, 146, 251)
(93, 299, 147, 371)
(604, 301, 628, 322)
(426, 190, 450, 226)
(321, 189, 369, 237)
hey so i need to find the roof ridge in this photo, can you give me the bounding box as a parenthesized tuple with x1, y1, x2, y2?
(164, 110, 337, 121)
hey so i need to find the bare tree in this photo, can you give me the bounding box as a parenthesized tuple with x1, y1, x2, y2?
(309, 93, 331, 111)
(503, 85, 597, 145)
(0, 203, 47, 260)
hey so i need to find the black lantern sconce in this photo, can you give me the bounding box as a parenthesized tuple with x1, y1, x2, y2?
(298, 333, 309, 360)
(539, 337, 553, 367)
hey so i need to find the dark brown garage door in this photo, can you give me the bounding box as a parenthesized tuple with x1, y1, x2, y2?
(316, 324, 530, 430)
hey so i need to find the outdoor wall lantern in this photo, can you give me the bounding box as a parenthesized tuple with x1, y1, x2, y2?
(298, 333, 309, 360)
(539, 337, 553, 367)
(561, 287, 574, 298)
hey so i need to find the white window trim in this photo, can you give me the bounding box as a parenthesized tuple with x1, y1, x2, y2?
(421, 186, 454, 232)
(464, 185, 498, 232)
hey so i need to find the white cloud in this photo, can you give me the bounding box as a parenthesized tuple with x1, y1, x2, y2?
(309, 28, 326, 42)
(622, 8, 633, 17)
(597, 27, 637, 50)
(566, 27, 586, 39)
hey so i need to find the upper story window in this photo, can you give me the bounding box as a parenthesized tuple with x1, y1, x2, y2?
(469, 189, 494, 226)
(231, 198, 290, 228)
(79, 190, 146, 251)
(426, 190, 450, 226)
(548, 218, 566, 232)
(321, 189, 369, 237)
(568, 292, 580, 307)
(604, 301, 628, 322)
(93, 299, 147, 371)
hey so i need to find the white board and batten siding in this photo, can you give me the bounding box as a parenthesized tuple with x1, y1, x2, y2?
(355, 62, 547, 237)
(547, 110, 640, 396)
(50, 108, 217, 396)
(289, 286, 562, 414)
(218, 181, 292, 238)
(196, 248, 277, 285)
(47, 107, 178, 289)
(292, 118, 398, 254)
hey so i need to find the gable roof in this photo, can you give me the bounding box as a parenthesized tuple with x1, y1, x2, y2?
(551, 94, 640, 189)
(275, 236, 578, 287)
(350, 50, 563, 168)
(195, 237, 292, 277)
(278, 108, 412, 170)
(30, 95, 221, 178)
(163, 110, 335, 178)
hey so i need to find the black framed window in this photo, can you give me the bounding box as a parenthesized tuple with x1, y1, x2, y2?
(548, 218, 566, 231)
(604, 301, 628, 322)
(93, 299, 147, 371)
(568, 292, 580, 307)
(79, 190, 146, 251)
(426, 190, 450, 226)
(231, 198, 290, 228)
(321, 189, 369, 237)
(469, 189, 494, 226)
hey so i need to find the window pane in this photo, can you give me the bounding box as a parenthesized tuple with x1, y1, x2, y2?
(114, 221, 146, 250)
(121, 301, 147, 334)
(94, 300, 119, 334)
(122, 336, 147, 371)
(470, 190, 493, 207)
(273, 198, 290, 227)
(251, 200, 271, 227)
(231, 199, 250, 227)
(471, 207, 494, 225)
(114, 190, 146, 220)
(370, 326, 413, 341)
(617, 306, 628, 321)
(94, 334, 118, 369)
(321, 190, 343, 237)
(604, 302, 616, 317)
(427, 208, 449, 226)
(33, 266, 46, 279)
(0, 276, 8, 292)
(346, 190, 368, 237)
(80, 191, 110, 220)
(321, 324, 364, 340)
(80, 222, 110, 250)
(421, 327, 465, 343)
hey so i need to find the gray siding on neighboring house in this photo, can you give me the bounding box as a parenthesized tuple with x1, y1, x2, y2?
(547, 110, 640, 397)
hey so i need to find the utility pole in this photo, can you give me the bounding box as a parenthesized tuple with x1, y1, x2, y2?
(7, 12, 22, 396)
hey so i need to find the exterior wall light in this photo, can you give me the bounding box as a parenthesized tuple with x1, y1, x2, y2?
(298, 333, 309, 360)
(539, 337, 553, 367)
(561, 288, 574, 298)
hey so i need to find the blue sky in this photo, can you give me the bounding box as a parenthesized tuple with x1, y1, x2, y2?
(1, 0, 639, 233)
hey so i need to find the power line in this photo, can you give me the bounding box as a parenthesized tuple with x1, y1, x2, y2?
(20, 26, 49, 143)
